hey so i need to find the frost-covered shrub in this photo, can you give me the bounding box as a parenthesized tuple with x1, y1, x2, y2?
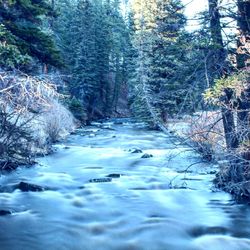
(185, 111, 225, 160)
(28, 100, 75, 155)
(43, 100, 75, 143)
(0, 70, 75, 169)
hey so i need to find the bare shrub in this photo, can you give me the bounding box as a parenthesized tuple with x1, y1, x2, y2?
(184, 111, 226, 160)
(0, 70, 74, 170)
(43, 100, 75, 143)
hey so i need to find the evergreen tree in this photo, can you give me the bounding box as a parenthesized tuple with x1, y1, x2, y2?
(0, 0, 63, 69)
(129, 0, 187, 127)
(235, 0, 250, 143)
(53, 0, 78, 71)
(54, 0, 131, 122)
(148, 0, 186, 119)
(104, 0, 130, 115)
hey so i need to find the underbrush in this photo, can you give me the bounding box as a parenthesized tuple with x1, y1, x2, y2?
(169, 111, 226, 161)
(185, 111, 225, 161)
(170, 111, 250, 202)
(0, 70, 76, 171)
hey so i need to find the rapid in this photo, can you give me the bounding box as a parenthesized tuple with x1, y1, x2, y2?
(1, 119, 250, 250)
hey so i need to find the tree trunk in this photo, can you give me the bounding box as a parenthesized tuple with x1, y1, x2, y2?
(236, 0, 250, 69)
(208, 0, 238, 150)
(236, 0, 250, 145)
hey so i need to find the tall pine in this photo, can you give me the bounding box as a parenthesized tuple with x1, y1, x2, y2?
(0, 0, 63, 70)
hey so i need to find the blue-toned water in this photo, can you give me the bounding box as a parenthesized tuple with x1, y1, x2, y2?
(1, 120, 250, 250)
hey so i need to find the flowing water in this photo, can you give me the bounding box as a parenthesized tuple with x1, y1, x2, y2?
(1, 119, 250, 250)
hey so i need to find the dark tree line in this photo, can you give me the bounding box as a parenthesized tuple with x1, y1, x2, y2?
(53, 0, 131, 123)
(1, 0, 249, 127)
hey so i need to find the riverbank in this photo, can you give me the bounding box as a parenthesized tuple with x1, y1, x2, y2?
(0, 71, 76, 172)
(167, 112, 250, 204)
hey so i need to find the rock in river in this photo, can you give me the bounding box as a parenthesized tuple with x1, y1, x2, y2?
(89, 178, 112, 183)
(16, 182, 45, 192)
(141, 153, 153, 158)
(106, 174, 121, 178)
(130, 148, 143, 153)
(0, 210, 11, 216)
(0, 181, 45, 193)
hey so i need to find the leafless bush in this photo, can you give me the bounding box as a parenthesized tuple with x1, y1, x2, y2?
(183, 111, 225, 160)
(0, 70, 72, 170)
(0, 70, 59, 112)
(182, 110, 250, 200)
(43, 100, 75, 143)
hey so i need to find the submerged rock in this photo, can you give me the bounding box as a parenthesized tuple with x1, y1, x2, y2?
(130, 148, 143, 154)
(113, 121, 123, 125)
(141, 153, 153, 158)
(16, 182, 45, 192)
(0, 182, 45, 193)
(89, 178, 112, 183)
(188, 225, 228, 238)
(101, 125, 115, 130)
(0, 210, 11, 216)
(106, 174, 121, 178)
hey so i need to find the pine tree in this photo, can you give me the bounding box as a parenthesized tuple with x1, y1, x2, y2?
(53, 0, 78, 71)
(104, 0, 130, 115)
(129, 0, 187, 127)
(54, 0, 131, 121)
(148, 0, 186, 118)
(0, 0, 63, 69)
(128, 0, 156, 125)
(73, 0, 102, 121)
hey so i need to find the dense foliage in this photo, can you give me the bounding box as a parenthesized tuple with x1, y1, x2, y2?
(0, 0, 63, 70)
(54, 0, 131, 122)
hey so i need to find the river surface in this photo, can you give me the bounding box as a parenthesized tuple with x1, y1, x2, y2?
(1, 119, 250, 250)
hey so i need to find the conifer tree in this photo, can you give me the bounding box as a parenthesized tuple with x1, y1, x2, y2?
(54, 0, 131, 121)
(129, 0, 187, 126)
(0, 0, 63, 69)
(148, 0, 186, 119)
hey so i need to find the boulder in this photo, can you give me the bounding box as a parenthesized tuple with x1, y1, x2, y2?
(130, 148, 143, 154)
(89, 178, 112, 183)
(0, 181, 45, 193)
(16, 182, 45, 192)
(0, 210, 11, 216)
(141, 153, 153, 158)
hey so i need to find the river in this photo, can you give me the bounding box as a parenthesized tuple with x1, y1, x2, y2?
(1, 119, 250, 250)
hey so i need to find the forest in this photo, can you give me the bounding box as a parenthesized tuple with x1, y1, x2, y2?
(0, 0, 250, 249)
